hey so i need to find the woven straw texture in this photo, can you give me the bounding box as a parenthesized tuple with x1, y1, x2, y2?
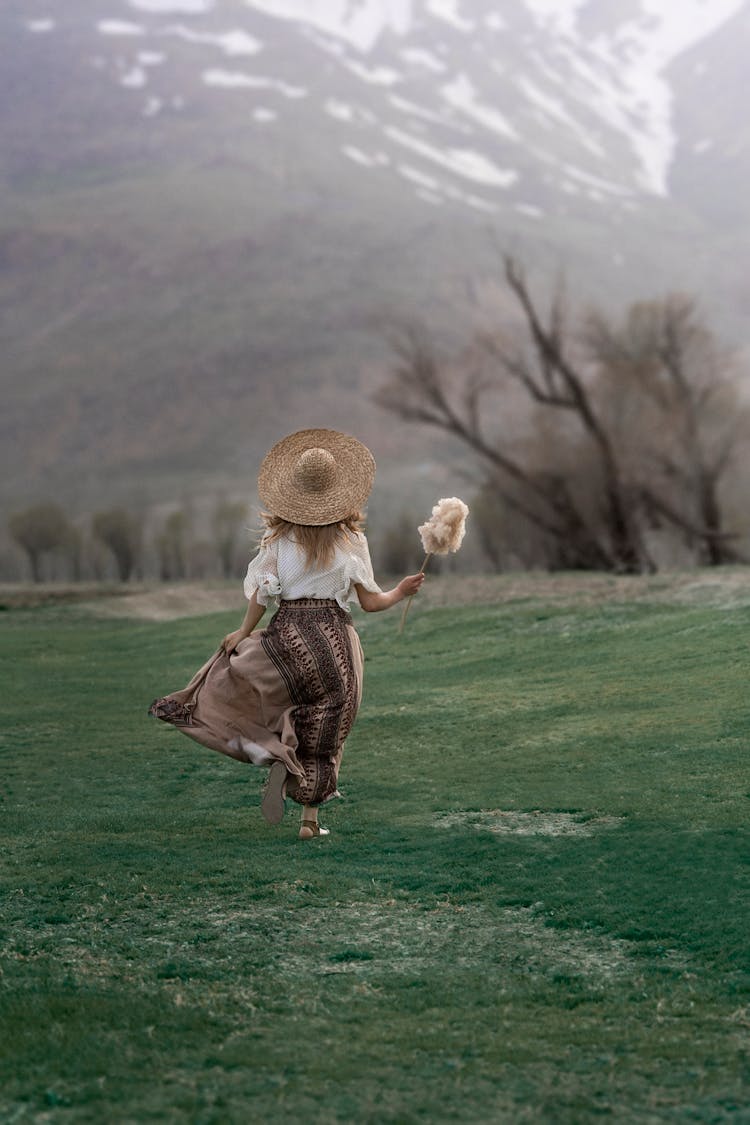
(257, 429, 376, 526)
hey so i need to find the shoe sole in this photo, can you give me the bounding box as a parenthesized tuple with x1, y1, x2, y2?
(261, 761, 286, 824)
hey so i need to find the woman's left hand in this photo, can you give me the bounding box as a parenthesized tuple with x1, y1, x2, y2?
(221, 629, 247, 654)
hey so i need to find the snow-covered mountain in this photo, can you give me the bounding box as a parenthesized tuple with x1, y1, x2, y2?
(19, 0, 747, 212)
(2, 0, 749, 521)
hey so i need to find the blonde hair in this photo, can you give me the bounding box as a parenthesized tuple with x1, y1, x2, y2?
(260, 511, 364, 569)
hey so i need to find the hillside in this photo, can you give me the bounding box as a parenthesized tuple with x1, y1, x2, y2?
(2, 0, 749, 533)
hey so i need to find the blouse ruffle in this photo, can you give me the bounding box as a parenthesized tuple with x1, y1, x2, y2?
(333, 553, 380, 609)
(243, 539, 281, 607)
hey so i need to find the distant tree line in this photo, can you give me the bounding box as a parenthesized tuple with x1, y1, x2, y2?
(376, 255, 749, 573)
(7, 256, 748, 582)
(5, 499, 251, 584)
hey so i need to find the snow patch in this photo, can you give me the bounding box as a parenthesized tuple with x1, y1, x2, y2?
(166, 25, 263, 55)
(398, 164, 441, 190)
(441, 74, 518, 140)
(515, 202, 544, 219)
(389, 93, 458, 130)
(325, 100, 354, 122)
(587, 0, 743, 195)
(201, 70, 306, 96)
(454, 190, 498, 214)
(523, 0, 587, 38)
(121, 67, 148, 88)
(557, 163, 632, 199)
(399, 46, 446, 73)
(342, 146, 385, 168)
(242, 0, 413, 53)
(201, 68, 255, 88)
(516, 0, 743, 196)
(385, 126, 518, 188)
(127, 0, 213, 11)
(343, 59, 401, 86)
(26, 18, 55, 33)
(253, 107, 277, 123)
(138, 50, 166, 65)
(325, 100, 376, 126)
(97, 20, 145, 36)
(416, 189, 443, 206)
(427, 0, 475, 33)
(484, 13, 506, 32)
(143, 96, 162, 116)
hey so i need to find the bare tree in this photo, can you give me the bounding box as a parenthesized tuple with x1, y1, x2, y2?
(92, 509, 143, 581)
(156, 509, 190, 581)
(8, 503, 72, 582)
(585, 295, 744, 565)
(63, 523, 84, 581)
(379, 510, 425, 575)
(212, 499, 248, 579)
(375, 255, 743, 572)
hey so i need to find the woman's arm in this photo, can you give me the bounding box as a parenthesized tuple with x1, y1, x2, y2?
(222, 589, 266, 652)
(355, 572, 424, 613)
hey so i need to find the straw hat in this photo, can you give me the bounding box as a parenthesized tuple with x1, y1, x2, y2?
(257, 429, 376, 526)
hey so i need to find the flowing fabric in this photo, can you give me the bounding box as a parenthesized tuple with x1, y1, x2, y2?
(149, 599, 363, 808)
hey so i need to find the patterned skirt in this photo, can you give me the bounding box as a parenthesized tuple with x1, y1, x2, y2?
(149, 599, 364, 809)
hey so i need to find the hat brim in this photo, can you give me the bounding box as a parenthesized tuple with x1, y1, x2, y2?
(258, 429, 376, 526)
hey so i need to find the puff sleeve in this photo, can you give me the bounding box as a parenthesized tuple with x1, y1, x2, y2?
(243, 537, 282, 607)
(336, 532, 382, 607)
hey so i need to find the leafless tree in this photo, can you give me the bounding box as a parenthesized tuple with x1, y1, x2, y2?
(156, 509, 190, 581)
(375, 255, 744, 572)
(585, 295, 744, 565)
(212, 499, 248, 579)
(8, 503, 72, 582)
(379, 510, 426, 575)
(92, 508, 143, 581)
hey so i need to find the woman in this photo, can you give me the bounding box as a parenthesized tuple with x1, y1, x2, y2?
(149, 428, 424, 839)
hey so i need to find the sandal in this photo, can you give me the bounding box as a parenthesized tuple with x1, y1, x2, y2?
(261, 761, 287, 824)
(299, 820, 330, 840)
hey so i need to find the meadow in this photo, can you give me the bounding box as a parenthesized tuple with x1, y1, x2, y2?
(1, 575, 749, 1122)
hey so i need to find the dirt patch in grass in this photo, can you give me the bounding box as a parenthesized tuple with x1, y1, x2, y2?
(0, 582, 137, 610)
(433, 809, 626, 837)
(88, 582, 243, 621)
(21, 565, 750, 620)
(201, 899, 640, 986)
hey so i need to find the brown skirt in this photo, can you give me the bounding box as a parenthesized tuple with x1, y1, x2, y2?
(148, 598, 364, 807)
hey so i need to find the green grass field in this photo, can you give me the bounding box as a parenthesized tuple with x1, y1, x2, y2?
(2, 581, 749, 1122)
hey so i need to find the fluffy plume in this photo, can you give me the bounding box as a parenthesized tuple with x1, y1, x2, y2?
(418, 497, 469, 556)
(399, 497, 469, 633)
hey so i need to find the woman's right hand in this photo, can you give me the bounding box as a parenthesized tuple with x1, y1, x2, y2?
(398, 572, 426, 598)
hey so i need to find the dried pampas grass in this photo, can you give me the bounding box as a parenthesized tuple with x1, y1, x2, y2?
(400, 497, 469, 632)
(418, 497, 469, 556)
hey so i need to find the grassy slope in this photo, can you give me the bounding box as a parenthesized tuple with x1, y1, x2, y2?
(1, 588, 749, 1122)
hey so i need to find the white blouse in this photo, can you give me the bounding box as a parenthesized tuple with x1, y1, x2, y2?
(243, 531, 382, 610)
